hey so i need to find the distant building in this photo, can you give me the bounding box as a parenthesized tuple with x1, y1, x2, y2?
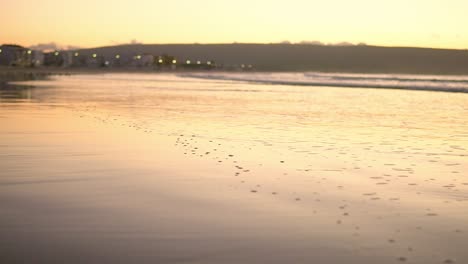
(153, 54, 178, 70)
(86, 53, 105, 68)
(0, 44, 25, 66)
(180, 59, 218, 70)
(132, 54, 154, 67)
(156, 55, 175, 66)
(30, 50, 44, 67)
(62, 51, 73, 67)
(70, 52, 88, 67)
(43, 51, 73, 67)
(108, 54, 122, 67)
(0, 45, 23, 66)
(0, 44, 44, 67)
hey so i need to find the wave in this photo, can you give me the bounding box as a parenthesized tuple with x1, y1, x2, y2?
(179, 72, 468, 93)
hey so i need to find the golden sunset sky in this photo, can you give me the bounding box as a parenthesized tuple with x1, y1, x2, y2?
(1, 0, 467, 49)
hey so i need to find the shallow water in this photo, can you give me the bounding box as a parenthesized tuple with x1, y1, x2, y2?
(182, 72, 468, 93)
(1, 73, 467, 264)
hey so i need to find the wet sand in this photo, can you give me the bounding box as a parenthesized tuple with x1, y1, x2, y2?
(1, 73, 467, 263)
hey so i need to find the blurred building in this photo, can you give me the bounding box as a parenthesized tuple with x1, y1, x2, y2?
(132, 54, 154, 67)
(30, 50, 44, 67)
(86, 53, 105, 68)
(44, 51, 73, 67)
(70, 52, 88, 67)
(0, 45, 24, 66)
(180, 59, 218, 70)
(0, 44, 41, 67)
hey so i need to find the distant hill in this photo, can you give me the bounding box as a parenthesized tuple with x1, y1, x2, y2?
(77, 44, 468, 75)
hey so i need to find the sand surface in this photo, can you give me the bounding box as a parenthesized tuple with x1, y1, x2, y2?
(1, 73, 467, 263)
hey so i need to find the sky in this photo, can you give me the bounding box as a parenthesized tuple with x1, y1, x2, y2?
(1, 0, 467, 50)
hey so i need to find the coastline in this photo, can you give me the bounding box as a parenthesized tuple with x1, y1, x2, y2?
(2, 67, 468, 95)
(0, 67, 175, 85)
(0, 67, 73, 86)
(3, 65, 468, 85)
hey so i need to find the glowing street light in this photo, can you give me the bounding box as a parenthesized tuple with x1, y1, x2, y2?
(92, 53, 97, 58)
(54, 51, 59, 56)
(74, 52, 79, 57)
(186, 60, 191, 64)
(136, 55, 141, 60)
(27, 50, 32, 55)
(172, 59, 177, 64)
(158, 59, 163, 63)
(207, 61, 211, 65)
(115, 54, 120, 59)
(0, 49, 2, 53)
(197, 61, 201, 65)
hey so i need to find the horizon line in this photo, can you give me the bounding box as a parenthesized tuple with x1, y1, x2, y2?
(2, 42, 468, 52)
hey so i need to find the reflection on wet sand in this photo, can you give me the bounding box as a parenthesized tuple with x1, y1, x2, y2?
(0, 73, 467, 264)
(0, 84, 36, 101)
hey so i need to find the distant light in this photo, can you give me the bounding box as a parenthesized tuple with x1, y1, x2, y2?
(207, 61, 211, 65)
(105, 61, 110, 66)
(186, 60, 191, 64)
(197, 61, 201, 65)
(74, 52, 79, 57)
(115, 54, 120, 59)
(27, 50, 32, 55)
(248, 64, 252, 68)
(136, 55, 141, 60)
(241, 64, 245, 68)
(172, 59, 177, 64)
(54, 51, 59, 56)
(0, 49, 2, 53)
(158, 59, 163, 63)
(92, 53, 97, 58)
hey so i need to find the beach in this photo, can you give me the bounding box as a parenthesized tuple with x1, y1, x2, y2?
(1, 73, 467, 264)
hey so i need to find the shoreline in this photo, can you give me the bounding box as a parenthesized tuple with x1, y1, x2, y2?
(2, 67, 468, 95)
(2, 66, 468, 84)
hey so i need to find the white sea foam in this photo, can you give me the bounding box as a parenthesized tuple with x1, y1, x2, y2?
(180, 72, 468, 93)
